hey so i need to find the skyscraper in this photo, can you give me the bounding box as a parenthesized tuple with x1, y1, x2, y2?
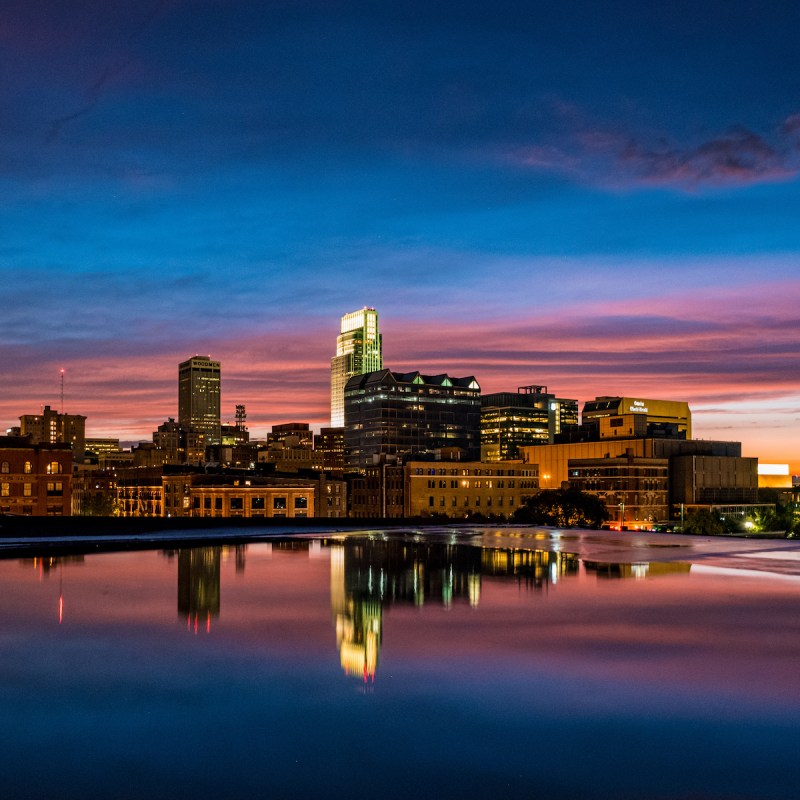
(330, 307, 382, 426)
(343, 369, 481, 469)
(178, 356, 221, 445)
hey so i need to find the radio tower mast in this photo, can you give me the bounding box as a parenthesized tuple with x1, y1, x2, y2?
(60, 369, 65, 413)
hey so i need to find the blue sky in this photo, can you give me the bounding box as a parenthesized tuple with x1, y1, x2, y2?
(1, 1, 798, 468)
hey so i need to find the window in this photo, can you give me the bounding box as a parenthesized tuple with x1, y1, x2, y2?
(1, 483, 8, 497)
(46, 482, 63, 496)
(252, 496, 265, 510)
(273, 496, 287, 510)
(427, 480, 435, 488)
(23, 483, 32, 497)
(47, 461, 62, 474)
(0, 462, 8, 474)
(429, 496, 434, 507)
(215, 497, 222, 510)
(294, 496, 308, 509)
(204, 497, 211, 509)
(230, 497, 244, 510)
(23, 461, 32, 474)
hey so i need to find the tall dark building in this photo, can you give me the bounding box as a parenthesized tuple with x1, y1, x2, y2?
(481, 385, 578, 460)
(343, 370, 481, 470)
(178, 356, 221, 445)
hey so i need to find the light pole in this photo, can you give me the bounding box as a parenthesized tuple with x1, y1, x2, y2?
(619, 501, 625, 531)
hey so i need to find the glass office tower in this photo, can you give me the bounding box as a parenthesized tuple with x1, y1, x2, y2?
(330, 307, 382, 427)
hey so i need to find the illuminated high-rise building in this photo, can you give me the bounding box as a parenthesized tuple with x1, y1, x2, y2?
(19, 404, 86, 460)
(481, 385, 578, 461)
(343, 370, 481, 469)
(330, 307, 382, 427)
(178, 356, 221, 445)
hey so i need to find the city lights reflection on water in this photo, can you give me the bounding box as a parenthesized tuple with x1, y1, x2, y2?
(2, 531, 800, 800)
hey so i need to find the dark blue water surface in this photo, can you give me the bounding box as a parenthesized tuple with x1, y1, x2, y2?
(1, 529, 799, 799)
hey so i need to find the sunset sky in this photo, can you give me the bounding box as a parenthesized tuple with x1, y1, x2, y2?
(1, 1, 798, 471)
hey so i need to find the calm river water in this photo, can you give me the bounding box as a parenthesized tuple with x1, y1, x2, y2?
(1, 528, 799, 799)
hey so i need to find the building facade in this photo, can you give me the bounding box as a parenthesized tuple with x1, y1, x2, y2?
(0, 436, 73, 516)
(670, 455, 758, 506)
(117, 469, 346, 519)
(581, 396, 692, 439)
(315, 426, 345, 476)
(568, 454, 670, 528)
(330, 307, 382, 427)
(343, 370, 481, 470)
(481, 385, 578, 460)
(19, 404, 86, 460)
(178, 356, 221, 445)
(348, 459, 538, 519)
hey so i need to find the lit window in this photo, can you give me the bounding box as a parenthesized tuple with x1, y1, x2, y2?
(0, 462, 8, 474)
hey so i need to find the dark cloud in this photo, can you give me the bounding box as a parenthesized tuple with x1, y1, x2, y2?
(622, 129, 791, 187)
(515, 111, 800, 190)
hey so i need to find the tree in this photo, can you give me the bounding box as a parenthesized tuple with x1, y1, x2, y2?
(682, 508, 724, 536)
(513, 488, 609, 529)
(80, 493, 117, 516)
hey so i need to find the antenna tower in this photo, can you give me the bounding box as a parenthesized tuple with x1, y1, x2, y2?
(235, 404, 246, 430)
(60, 369, 65, 413)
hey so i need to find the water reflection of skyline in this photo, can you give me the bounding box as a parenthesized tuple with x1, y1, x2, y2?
(328, 537, 691, 681)
(16, 538, 691, 673)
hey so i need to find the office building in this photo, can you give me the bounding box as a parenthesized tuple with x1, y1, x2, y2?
(582, 396, 691, 439)
(568, 454, 670, 528)
(349, 459, 538, 519)
(19, 404, 86, 460)
(343, 370, 481, 470)
(178, 356, 221, 445)
(330, 307, 382, 426)
(315, 426, 345, 476)
(481, 385, 578, 460)
(521, 437, 742, 491)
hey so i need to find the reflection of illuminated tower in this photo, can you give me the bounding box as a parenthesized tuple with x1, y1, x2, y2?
(331, 545, 381, 682)
(330, 307, 382, 427)
(178, 548, 221, 631)
(329, 538, 485, 681)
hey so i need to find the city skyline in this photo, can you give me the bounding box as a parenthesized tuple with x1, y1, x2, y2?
(1, 2, 798, 471)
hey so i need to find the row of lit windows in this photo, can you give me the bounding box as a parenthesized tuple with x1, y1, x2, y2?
(426, 479, 533, 489)
(1, 483, 33, 496)
(413, 467, 536, 477)
(2, 461, 65, 475)
(190, 495, 308, 511)
(1, 461, 35, 474)
(427, 495, 517, 508)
